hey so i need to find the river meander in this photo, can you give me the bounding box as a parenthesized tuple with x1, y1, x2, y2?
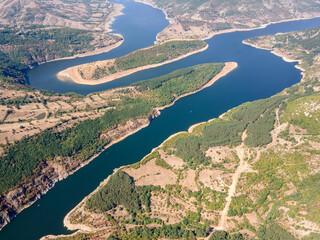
(1, 0, 320, 239)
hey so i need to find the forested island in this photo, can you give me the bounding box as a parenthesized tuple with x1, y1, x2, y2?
(47, 26, 320, 240)
(57, 40, 208, 85)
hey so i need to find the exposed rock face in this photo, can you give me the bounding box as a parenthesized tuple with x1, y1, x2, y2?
(0, 161, 68, 229)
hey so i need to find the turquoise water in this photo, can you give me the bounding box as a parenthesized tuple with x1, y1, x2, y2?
(1, 0, 320, 239)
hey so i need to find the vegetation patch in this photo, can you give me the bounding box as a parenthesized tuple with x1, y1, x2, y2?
(281, 93, 320, 134)
(110, 223, 211, 239)
(228, 194, 254, 217)
(81, 40, 208, 80)
(134, 63, 224, 106)
(258, 223, 296, 240)
(244, 111, 275, 147)
(173, 119, 245, 167)
(86, 171, 141, 212)
(230, 96, 285, 124)
(209, 230, 244, 240)
(287, 173, 320, 224)
(86, 170, 162, 213)
(115, 41, 207, 70)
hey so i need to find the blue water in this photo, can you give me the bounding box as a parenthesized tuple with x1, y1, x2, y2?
(1, 0, 320, 239)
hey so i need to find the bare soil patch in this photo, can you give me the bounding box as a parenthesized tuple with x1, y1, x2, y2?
(179, 169, 198, 191)
(123, 159, 177, 188)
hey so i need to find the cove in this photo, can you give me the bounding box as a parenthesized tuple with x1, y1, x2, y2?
(2, 0, 320, 239)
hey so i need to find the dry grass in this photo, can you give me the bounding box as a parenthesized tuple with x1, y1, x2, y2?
(124, 159, 177, 188)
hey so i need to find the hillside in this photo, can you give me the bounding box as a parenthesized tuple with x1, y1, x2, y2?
(48, 26, 320, 240)
(137, 0, 320, 41)
(0, 0, 123, 32)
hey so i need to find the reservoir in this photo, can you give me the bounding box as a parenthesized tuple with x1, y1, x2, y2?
(1, 0, 320, 239)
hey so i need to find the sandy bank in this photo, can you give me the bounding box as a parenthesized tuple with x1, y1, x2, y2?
(271, 50, 300, 63)
(56, 44, 208, 85)
(243, 40, 300, 63)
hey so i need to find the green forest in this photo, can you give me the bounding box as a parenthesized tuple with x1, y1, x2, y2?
(84, 40, 207, 80)
(108, 224, 211, 240)
(86, 171, 161, 213)
(115, 40, 207, 70)
(133, 62, 224, 106)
